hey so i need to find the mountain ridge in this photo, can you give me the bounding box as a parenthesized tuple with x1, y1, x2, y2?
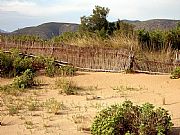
(12, 22, 79, 39)
(3, 19, 180, 39)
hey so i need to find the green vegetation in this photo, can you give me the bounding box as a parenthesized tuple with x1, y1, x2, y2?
(170, 67, 180, 79)
(91, 100, 173, 135)
(0, 50, 77, 78)
(12, 69, 34, 89)
(0, 49, 36, 77)
(55, 78, 82, 95)
(44, 57, 77, 77)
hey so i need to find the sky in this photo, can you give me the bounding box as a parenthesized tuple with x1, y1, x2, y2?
(0, 0, 180, 32)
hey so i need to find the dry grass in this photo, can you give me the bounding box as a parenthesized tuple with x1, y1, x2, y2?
(61, 33, 139, 50)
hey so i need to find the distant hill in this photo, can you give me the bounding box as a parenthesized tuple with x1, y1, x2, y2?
(123, 19, 180, 31)
(0, 29, 9, 33)
(10, 19, 180, 39)
(12, 22, 79, 39)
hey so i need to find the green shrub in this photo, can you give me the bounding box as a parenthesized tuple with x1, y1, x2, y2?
(0, 51, 14, 77)
(0, 50, 77, 78)
(170, 67, 180, 79)
(45, 57, 56, 77)
(13, 56, 33, 76)
(32, 56, 46, 70)
(12, 69, 34, 89)
(91, 101, 173, 135)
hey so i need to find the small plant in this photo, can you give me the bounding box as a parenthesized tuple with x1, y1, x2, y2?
(25, 97, 41, 111)
(7, 105, 20, 115)
(24, 120, 34, 129)
(91, 100, 173, 135)
(55, 78, 81, 95)
(12, 69, 34, 89)
(72, 114, 86, 124)
(0, 85, 22, 96)
(125, 69, 135, 74)
(44, 98, 65, 114)
(170, 67, 180, 79)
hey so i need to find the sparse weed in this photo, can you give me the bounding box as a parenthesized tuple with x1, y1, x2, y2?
(25, 97, 41, 111)
(44, 98, 65, 114)
(24, 120, 34, 129)
(55, 78, 82, 95)
(0, 85, 23, 96)
(112, 85, 143, 98)
(7, 104, 20, 115)
(72, 114, 86, 124)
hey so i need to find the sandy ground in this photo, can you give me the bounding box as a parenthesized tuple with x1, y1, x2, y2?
(0, 71, 180, 135)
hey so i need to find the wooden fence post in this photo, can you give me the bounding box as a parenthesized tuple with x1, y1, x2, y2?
(127, 52, 135, 71)
(174, 51, 180, 68)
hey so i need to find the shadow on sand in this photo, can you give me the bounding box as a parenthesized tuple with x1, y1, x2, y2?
(172, 127, 180, 135)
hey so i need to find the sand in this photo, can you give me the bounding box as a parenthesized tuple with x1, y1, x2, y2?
(0, 71, 180, 135)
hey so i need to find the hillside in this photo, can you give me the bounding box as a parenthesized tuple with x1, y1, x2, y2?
(12, 22, 79, 39)
(125, 19, 180, 31)
(11, 19, 180, 39)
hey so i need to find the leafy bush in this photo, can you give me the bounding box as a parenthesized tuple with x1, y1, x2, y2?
(0, 50, 14, 77)
(170, 67, 180, 79)
(32, 56, 46, 70)
(0, 50, 77, 78)
(0, 50, 34, 77)
(45, 57, 56, 77)
(13, 56, 33, 76)
(91, 101, 173, 135)
(12, 69, 34, 89)
(45, 57, 77, 77)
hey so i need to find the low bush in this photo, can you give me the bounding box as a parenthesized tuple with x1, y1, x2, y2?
(0, 50, 14, 77)
(170, 67, 180, 79)
(91, 100, 173, 135)
(0, 50, 77, 78)
(45, 57, 56, 77)
(12, 69, 35, 89)
(45, 57, 77, 77)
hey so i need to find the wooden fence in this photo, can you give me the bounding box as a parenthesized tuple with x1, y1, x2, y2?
(0, 41, 179, 73)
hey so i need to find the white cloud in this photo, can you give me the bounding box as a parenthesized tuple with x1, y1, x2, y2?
(0, 0, 179, 31)
(0, 0, 179, 19)
(0, 0, 83, 16)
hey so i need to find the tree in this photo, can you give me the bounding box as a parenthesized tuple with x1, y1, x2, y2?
(137, 29, 150, 50)
(114, 20, 135, 37)
(79, 6, 110, 33)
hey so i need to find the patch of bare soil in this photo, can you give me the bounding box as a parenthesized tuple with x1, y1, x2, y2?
(0, 72, 180, 135)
